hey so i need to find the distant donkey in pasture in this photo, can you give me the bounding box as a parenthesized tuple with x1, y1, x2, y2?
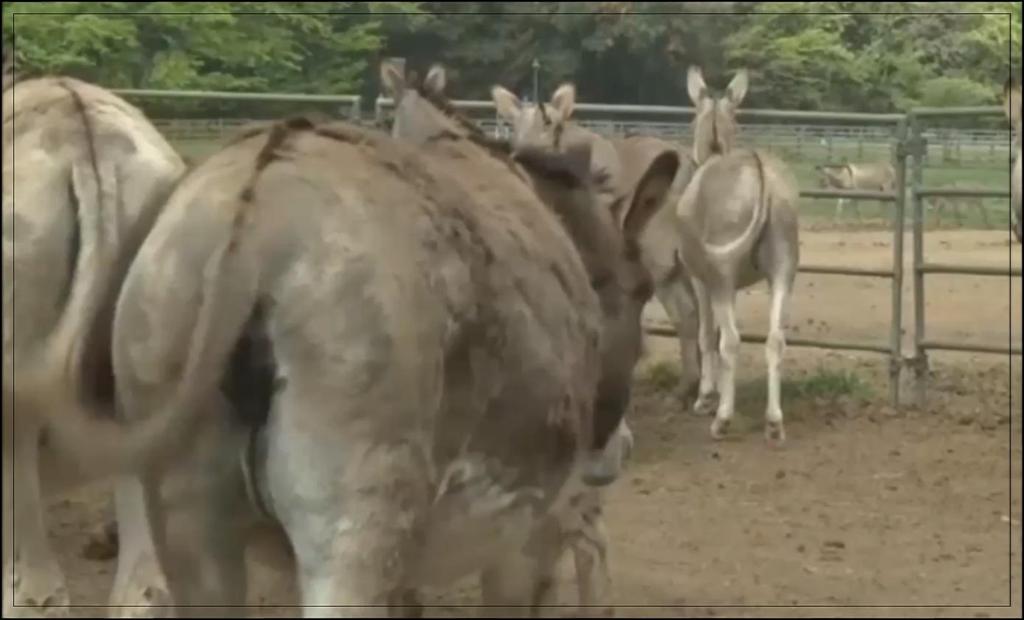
(815, 161, 895, 224)
(816, 161, 990, 229)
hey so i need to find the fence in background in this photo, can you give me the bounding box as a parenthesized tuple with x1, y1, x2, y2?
(109, 88, 1021, 408)
(905, 106, 1022, 407)
(107, 88, 1014, 165)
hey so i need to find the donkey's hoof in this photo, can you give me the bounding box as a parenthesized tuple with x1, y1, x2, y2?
(765, 421, 786, 446)
(710, 418, 730, 440)
(9, 587, 71, 618)
(693, 392, 718, 417)
(5, 566, 71, 618)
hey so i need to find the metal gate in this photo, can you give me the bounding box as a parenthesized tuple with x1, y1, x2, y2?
(905, 106, 1022, 407)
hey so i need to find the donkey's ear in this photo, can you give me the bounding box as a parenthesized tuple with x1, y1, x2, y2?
(492, 85, 523, 123)
(687, 66, 708, 106)
(622, 150, 680, 242)
(424, 64, 447, 96)
(380, 61, 406, 101)
(551, 83, 576, 120)
(725, 69, 749, 107)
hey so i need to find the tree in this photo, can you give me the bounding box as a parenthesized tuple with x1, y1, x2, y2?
(3, 2, 421, 116)
(3, 2, 1021, 116)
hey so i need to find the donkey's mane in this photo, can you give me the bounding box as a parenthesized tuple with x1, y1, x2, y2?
(413, 78, 514, 158)
(411, 76, 592, 189)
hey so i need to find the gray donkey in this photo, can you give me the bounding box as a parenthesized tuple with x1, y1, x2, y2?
(15, 67, 679, 617)
(488, 78, 698, 614)
(385, 62, 678, 616)
(672, 66, 800, 444)
(414, 70, 667, 614)
(495, 68, 800, 444)
(815, 161, 895, 224)
(3, 60, 189, 616)
(491, 82, 703, 408)
(1006, 76, 1021, 243)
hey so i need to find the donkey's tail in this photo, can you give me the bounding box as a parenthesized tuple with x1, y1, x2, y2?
(705, 149, 770, 264)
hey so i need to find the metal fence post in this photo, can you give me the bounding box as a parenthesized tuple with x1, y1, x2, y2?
(908, 114, 929, 408)
(889, 117, 909, 407)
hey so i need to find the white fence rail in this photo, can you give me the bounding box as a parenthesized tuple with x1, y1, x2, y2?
(153, 117, 1013, 164)
(109, 88, 1012, 164)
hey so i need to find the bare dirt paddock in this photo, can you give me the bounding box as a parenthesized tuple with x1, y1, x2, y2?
(47, 230, 1022, 618)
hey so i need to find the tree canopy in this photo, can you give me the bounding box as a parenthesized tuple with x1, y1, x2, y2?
(3, 2, 1020, 115)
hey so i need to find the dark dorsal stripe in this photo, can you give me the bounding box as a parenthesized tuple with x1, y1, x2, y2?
(238, 115, 320, 203)
(411, 78, 588, 189)
(233, 116, 321, 251)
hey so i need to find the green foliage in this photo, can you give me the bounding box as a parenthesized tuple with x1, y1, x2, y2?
(3, 2, 1021, 115)
(725, 7, 856, 110)
(916, 76, 997, 108)
(781, 368, 873, 401)
(637, 360, 683, 394)
(3, 2, 413, 96)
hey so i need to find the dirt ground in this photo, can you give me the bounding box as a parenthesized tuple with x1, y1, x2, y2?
(39, 229, 1023, 617)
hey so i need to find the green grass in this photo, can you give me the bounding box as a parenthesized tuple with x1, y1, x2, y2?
(175, 137, 231, 161)
(637, 359, 683, 394)
(778, 367, 874, 402)
(634, 359, 874, 433)
(637, 359, 872, 402)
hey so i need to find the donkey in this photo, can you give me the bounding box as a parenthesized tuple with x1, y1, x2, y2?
(505, 70, 798, 443)
(1006, 76, 1021, 243)
(667, 67, 801, 443)
(491, 82, 703, 409)
(921, 182, 989, 229)
(43, 60, 677, 617)
(383, 62, 677, 616)
(815, 161, 895, 224)
(3, 63, 191, 616)
(388, 65, 664, 614)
